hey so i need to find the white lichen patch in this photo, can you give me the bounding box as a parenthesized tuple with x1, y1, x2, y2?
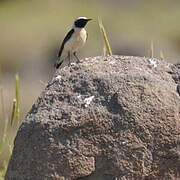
(83, 96, 94, 107)
(148, 59, 158, 68)
(109, 61, 115, 65)
(77, 95, 81, 99)
(121, 141, 127, 145)
(55, 75, 62, 80)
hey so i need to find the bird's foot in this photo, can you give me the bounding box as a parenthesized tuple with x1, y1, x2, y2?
(73, 52, 81, 63)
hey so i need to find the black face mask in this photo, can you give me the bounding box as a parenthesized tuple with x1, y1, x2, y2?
(74, 19, 90, 28)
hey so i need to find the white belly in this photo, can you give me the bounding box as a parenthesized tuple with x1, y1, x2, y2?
(64, 28, 87, 53)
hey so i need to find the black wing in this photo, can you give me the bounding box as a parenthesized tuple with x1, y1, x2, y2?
(86, 32, 88, 41)
(58, 28, 74, 58)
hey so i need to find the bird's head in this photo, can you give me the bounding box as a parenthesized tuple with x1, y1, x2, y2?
(73, 17, 92, 28)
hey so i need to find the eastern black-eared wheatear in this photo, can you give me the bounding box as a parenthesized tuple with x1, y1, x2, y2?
(55, 17, 92, 69)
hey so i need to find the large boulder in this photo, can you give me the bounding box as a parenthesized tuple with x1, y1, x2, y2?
(6, 56, 180, 180)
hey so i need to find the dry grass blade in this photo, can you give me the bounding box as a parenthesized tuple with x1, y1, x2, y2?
(0, 88, 7, 152)
(0, 88, 5, 123)
(102, 44, 106, 56)
(0, 117, 8, 153)
(10, 99, 16, 126)
(150, 40, 154, 58)
(0, 63, 2, 84)
(160, 50, 164, 61)
(98, 17, 112, 56)
(15, 74, 20, 126)
(1, 118, 9, 144)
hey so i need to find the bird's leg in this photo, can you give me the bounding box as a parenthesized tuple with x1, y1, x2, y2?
(68, 51, 71, 66)
(73, 52, 80, 63)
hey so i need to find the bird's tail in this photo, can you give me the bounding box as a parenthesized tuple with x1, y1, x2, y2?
(55, 51, 68, 69)
(54, 59, 63, 69)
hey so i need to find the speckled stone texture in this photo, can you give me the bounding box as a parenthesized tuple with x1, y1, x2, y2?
(6, 56, 180, 180)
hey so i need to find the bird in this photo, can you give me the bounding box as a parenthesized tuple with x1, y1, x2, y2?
(55, 17, 92, 69)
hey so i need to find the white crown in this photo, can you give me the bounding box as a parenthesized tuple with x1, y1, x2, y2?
(75, 17, 88, 21)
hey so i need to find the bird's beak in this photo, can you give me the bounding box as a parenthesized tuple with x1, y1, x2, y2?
(87, 18, 92, 21)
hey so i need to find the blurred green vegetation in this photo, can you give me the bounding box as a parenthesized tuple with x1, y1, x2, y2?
(0, 0, 180, 67)
(0, 0, 180, 177)
(0, 74, 20, 180)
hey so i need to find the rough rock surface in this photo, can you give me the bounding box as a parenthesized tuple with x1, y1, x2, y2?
(6, 55, 180, 180)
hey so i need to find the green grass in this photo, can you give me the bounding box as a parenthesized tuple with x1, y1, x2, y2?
(0, 161, 8, 180)
(10, 99, 16, 126)
(15, 74, 20, 126)
(0, 88, 8, 180)
(0, 88, 6, 152)
(0, 74, 21, 179)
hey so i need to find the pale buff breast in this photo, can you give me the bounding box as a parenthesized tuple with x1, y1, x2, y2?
(64, 28, 87, 53)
